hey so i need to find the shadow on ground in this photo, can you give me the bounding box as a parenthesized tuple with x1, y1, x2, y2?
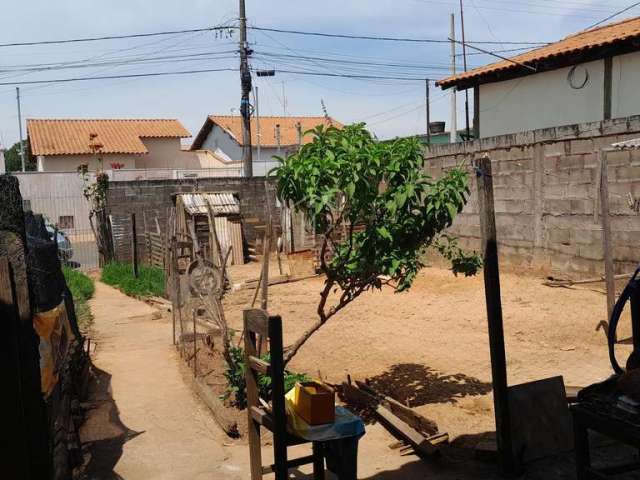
(366, 363, 492, 407)
(77, 364, 144, 480)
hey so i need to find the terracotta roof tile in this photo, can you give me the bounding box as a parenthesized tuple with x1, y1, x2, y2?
(28, 118, 191, 156)
(437, 16, 640, 89)
(195, 115, 342, 149)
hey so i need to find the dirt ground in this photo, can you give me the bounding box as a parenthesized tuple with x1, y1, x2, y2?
(81, 261, 640, 479)
(224, 259, 633, 441)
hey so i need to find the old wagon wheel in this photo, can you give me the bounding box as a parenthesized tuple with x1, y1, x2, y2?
(187, 259, 220, 297)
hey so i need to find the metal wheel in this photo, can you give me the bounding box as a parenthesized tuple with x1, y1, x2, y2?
(187, 259, 219, 296)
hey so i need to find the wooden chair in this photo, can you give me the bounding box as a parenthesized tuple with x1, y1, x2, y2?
(244, 309, 325, 480)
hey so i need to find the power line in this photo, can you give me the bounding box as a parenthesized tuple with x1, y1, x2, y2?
(0, 25, 235, 48)
(0, 67, 236, 86)
(585, 1, 640, 30)
(254, 51, 457, 72)
(0, 50, 238, 73)
(258, 68, 428, 81)
(248, 26, 549, 45)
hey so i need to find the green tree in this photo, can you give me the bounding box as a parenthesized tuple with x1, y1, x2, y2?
(273, 123, 482, 366)
(4, 140, 36, 172)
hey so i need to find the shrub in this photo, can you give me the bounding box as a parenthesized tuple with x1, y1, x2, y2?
(62, 266, 95, 329)
(101, 262, 165, 298)
(224, 346, 309, 409)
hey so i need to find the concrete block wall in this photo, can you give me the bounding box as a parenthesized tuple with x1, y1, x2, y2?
(107, 176, 280, 263)
(425, 115, 640, 278)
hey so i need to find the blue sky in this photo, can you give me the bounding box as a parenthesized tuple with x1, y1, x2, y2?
(0, 0, 635, 147)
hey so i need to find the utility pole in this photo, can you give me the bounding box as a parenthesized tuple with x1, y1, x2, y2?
(239, 0, 253, 177)
(16, 87, 25, 171)
(281, 81, 287, 117)
(449, 13, 458, 144)
(254, 86, 262, 174)
(425, 79, 431, 145)
(460, 0, 471, 140)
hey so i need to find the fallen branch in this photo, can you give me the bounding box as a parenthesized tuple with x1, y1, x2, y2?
(544, 272, 632, 288)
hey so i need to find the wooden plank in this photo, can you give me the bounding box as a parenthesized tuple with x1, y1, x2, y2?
(356, 381, 438, 436)
(508, 376, 573, 463)
(191, 376, 240, 437)
(244, 309, 268, 336)
(131, 213, 139, 278)
(250, 405, 274, 430)
(475, 154, 515, 473)
(375, 405, 440, 459)
(248, 355, 271, 375)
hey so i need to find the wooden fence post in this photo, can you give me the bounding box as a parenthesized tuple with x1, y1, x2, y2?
(0, 175, 49, 478)
(600, 150, 616, 324)
(131, 213, 139, 278)
(475, 154, 515, 474)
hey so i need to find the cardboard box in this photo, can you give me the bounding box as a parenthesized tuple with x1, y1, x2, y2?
(292, 381, 335, 425)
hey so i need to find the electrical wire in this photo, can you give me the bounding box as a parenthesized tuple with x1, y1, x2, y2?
(248, 26, 549, 45)
(0, 25, 236, 48)
(585, 1, 640, 30)
(0, 67, 237, 86)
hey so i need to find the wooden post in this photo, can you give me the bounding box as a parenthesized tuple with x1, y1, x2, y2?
(600, 150, 616, 324)
(131, 213, 139, 278)
(0, 175, 49, 478)
(269, 315, 288, 480)
(0, 257, 31, 479)
(244, 311, 263, 480)
(170, 236, 177, 345)
(475, 154, 515, 473)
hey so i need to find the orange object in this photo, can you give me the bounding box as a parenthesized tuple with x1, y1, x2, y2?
(292, 381, 335, 425)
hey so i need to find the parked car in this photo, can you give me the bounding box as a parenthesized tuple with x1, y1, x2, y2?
(45, 225, 74, 262)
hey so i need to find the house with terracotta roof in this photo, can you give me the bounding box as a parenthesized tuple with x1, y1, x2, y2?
(27, 118, 196, 172)
(437, 16, 640, 138)
(190, 115, 342, 176)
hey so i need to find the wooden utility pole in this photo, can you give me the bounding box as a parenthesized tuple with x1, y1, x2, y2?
(600, 150, 615, 322)
(16, 87, 26, 171)
(239, 0, 253, 177)
(449, 14, 458, 143)
(475, 155, 515, 474)
(131, 213, 139, 278)
(460, 0, 471, 140)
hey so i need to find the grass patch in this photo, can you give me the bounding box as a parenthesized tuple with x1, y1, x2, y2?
(63, 266, 95, 330)
(101, 262, 165, 298)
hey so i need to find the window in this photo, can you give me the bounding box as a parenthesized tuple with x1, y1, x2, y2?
(58, 215, 74, 229)
(22, 199, 32, 212)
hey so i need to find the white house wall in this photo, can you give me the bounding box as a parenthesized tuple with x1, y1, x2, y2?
(13, 171, 93, 235)
(612, 51, 640, 118)
(479, 59, 605, 138)
(201, 124, 292, 176)
(40, 153, 137, 172)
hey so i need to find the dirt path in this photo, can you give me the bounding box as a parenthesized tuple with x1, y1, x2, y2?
(83, 281, 245, 479)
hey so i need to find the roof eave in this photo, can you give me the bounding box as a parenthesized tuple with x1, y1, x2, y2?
(437, 37, 640, 91)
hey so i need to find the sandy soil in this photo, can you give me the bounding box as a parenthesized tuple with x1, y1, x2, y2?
(224, 260, 633, 441)
(82, 265, 640, 479)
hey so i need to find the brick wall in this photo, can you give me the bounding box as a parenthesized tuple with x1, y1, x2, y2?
(425, 115, 640, 278)
(107, 176, 279, 263)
